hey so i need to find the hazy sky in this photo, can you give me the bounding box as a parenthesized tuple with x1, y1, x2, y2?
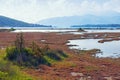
(0, 0, 120, 23)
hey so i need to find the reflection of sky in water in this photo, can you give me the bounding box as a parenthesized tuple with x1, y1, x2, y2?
(11, 29, 120, 33)
(70, 30, 120, 34)
(67, 39, 120, 58)
(12, 29, 76, 32)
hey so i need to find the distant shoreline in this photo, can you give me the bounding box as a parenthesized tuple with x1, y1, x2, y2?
(1, 27, 120, 30)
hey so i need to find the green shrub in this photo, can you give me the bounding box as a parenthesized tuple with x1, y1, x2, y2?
(45, 49, 68, 61)
(6, 46, 67, 67)
(45, 50, 61, 60)
(6, 47, 18, 61)
(56, 50, 68, 58)
(6, 46, 50, 67)
(5, 33, 67, 68)
(0, 71, 8, 80)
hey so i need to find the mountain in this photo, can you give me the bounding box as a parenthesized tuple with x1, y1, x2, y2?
(0, 16, 51, 27)
(38, 13, 120, 28)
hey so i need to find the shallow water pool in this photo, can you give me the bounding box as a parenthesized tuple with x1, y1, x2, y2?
(67, 39, 120, 58)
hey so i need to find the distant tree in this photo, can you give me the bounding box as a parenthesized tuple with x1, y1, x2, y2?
(14, 33, 25, 65)
(9, 27, 15, 31)
(78, 28, 85, 32)
(15, 33, 25, 51)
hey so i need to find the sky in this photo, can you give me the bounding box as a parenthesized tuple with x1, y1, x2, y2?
(0, 0, 120, 23)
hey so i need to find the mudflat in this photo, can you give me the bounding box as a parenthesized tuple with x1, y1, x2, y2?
(0, 32, 120, 80)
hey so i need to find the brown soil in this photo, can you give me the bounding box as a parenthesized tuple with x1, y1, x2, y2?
(0, 32, 120, 80)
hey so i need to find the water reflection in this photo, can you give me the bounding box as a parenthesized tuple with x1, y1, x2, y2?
(67, 39, 120, 58)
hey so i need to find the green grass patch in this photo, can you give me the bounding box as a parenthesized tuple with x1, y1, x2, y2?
(0, 49, 35, 80)
(44, 50, 68, 64)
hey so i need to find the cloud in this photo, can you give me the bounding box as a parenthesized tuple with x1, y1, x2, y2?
(0, 0, 120, 23)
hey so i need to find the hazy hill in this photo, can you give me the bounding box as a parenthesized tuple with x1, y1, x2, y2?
(38, 13, 120, 28)
(0, 16, 51, 27)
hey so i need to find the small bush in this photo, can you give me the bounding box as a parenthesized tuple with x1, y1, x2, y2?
(6, 47, 18, 61)
(6, 47, 50, 67)
(56, 50, 68, 58)
(45, 50, 61, 60)
(0, 59, 21, 80)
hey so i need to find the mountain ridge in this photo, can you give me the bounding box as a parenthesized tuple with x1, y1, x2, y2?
(0, 16, 51, 27)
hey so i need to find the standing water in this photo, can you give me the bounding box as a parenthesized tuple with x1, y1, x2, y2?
(67, 39, 120, 58)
